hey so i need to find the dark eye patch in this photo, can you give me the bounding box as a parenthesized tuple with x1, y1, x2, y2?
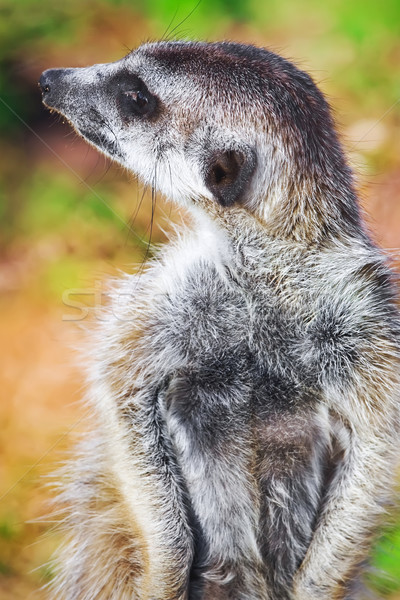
(114, 71, 159, 121)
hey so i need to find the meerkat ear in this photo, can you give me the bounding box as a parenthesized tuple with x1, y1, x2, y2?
(205, 147, 257, 207)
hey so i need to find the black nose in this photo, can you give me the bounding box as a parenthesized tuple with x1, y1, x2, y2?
(39, 68, 74, 106)
(39, 73, 50, 95)
(39, 69, 59, 95)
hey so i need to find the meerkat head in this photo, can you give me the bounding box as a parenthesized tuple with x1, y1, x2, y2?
(40, 41, 358, 238)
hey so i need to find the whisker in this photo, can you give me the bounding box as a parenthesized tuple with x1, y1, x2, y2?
(124, 181, 149, 246)
(143, 162, 158, 264)
(160, 3, 181, 42)
(126, 161, 159, 295)
(165, 0, 203, 41)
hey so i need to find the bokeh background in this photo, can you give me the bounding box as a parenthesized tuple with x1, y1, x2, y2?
(1, 0, 400, 598)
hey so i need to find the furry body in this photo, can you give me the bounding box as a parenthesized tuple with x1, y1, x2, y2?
(40, 42, 400, 599)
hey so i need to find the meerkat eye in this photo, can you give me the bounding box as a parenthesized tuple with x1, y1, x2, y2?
(123, 90, 151, 114)
(125, 90, 148, 109)
(118, 79, 158, 121)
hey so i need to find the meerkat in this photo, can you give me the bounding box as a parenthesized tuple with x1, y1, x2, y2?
(40, 41, 400, 600)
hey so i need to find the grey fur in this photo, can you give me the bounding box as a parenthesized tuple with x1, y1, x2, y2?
(40, 41, 400, 599)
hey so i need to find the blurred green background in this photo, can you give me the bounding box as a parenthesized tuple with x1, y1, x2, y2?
(0, 1, 399, 598)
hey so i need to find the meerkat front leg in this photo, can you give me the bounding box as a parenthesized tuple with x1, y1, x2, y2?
(162, 372, 270, 600)
(293, 428, 396, 599)
(293, 377, 399, 599)
(90, 279, 195, 600)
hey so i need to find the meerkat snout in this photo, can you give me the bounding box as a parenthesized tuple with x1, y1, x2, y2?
(40, 68, 75, 105)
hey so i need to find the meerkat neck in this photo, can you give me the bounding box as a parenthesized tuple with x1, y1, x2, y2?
(264, 182, 363, 244)
(192, 180, 363, 260)
(190, 201, 278, 285)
